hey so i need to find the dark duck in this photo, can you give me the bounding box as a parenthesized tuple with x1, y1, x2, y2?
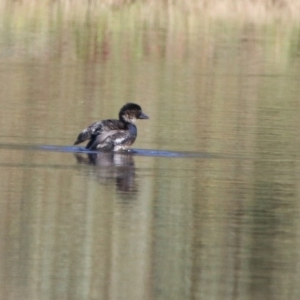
(74, 103, 149, 151)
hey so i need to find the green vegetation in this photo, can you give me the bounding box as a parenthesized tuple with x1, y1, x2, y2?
(0, 0, 299, 147)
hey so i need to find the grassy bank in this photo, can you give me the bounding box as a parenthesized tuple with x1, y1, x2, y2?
(0, 0, 298, 70)
(1, 0, 300, 23)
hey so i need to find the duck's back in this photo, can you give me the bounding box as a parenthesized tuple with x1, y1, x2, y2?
(73, 119, 126, 145)
(87, 123, 137, 151)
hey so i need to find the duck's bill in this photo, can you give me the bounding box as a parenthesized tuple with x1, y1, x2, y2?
(139, 112, 149, 119)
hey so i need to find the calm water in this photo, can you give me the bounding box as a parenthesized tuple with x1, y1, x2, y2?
(1, 3, 300, 300)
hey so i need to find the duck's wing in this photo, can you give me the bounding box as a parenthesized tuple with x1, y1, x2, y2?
(87, 128, 136, 151)
(73, 121, 102, 145)
(87, 130, 122, 150)
(73, 119, 125, 145)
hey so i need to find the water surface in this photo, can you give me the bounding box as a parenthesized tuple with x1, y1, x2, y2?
(0, 4, 300, 300)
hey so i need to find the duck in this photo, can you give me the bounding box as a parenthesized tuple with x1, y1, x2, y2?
(73, 103, 149, 151)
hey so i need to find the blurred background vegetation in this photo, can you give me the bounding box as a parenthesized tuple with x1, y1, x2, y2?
(0, 0, 299, 148)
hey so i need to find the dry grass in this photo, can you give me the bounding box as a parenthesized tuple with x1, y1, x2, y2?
(0, 0, 298, 68)
(1, 0, 300, 24)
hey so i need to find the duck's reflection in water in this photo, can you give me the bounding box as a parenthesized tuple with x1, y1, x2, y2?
(74, 151, 137, 195)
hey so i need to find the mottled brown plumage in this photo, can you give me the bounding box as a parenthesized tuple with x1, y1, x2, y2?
(74, 103, 149, 151)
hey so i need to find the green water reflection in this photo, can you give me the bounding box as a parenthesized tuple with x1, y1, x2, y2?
(0, 3, 300, 300)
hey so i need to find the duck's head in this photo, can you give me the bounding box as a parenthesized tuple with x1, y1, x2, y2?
(119, 103, 149, 123)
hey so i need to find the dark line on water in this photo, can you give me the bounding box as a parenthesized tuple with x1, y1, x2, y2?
(0, 142, 293, 162)
(9, 142, 290, 161)
(0, 142, 234, 159)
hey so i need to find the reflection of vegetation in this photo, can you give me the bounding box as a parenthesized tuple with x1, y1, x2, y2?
(0, 1, 299, 65)
(1, 3, 300, 299)
(1, 0, 300, 23)
(0, 0, 299, 151)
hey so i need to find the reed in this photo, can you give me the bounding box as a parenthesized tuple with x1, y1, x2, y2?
(1, 0, 300, 23)
(0, 0, 298, 70)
